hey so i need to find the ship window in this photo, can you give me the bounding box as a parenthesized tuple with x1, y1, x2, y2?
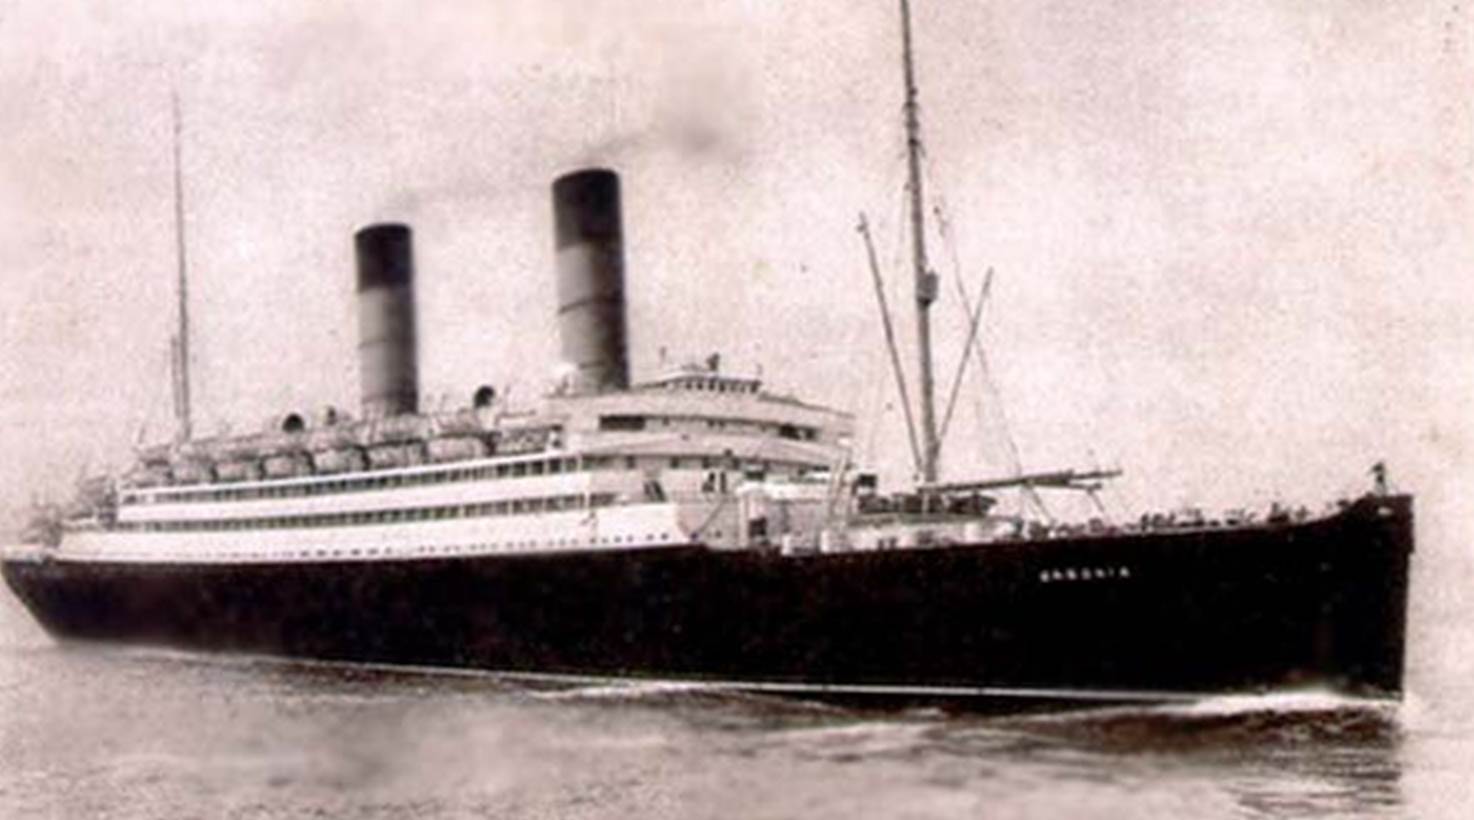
(599, 415, 646, 431)
(548, 460, 562, 475)
(530, 461, 545, 476)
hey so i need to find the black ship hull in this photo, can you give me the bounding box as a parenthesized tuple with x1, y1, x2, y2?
(3, 495, 1412, 708)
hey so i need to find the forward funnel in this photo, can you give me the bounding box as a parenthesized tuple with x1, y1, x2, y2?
(355, 223, 419, 418)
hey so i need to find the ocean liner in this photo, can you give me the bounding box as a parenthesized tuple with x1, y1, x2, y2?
(2, 2, 1412, 708)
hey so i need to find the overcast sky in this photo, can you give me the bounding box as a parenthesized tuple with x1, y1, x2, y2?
(2, 1, 1471, 585)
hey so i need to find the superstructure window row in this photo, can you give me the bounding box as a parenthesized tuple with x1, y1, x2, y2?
(127, 456, 583, 506)
(122, 452, 814, 507)
(118, 492, 620, 533)
(597, 413, 819, 440)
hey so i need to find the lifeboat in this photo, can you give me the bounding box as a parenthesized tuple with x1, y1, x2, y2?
(312, 448, 368, 475)
(426, 436, 488, 463)
(261, 453, 312, 479)
(213, 460, 263, 483)
(366, 442, 426, 470)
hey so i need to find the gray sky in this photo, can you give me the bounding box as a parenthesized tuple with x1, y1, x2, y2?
(1, 1, 1470, 580)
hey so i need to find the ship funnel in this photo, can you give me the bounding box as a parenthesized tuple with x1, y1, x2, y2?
(552, 168, 629, 393)
(355, 222, 420, 418)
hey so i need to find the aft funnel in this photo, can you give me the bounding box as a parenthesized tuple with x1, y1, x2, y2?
(552, 168, 629, 393)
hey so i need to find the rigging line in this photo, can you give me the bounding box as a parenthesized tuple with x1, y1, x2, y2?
(879, 157, 911, 458)
(875, 159, 911, 430)
(919, 170, 1035, 490)
(138, 343, 173, 449)
(938, 266, 992, 443)
(860, 181, 902, 471)
(1030, 488, 1054, 524)
(1100, 481, 1131, 524)
(858, 212, 923, 476)
(979, 351, 1030, 483)
(922, 149, 964, 280)
(1086, 487, 1110, 520)
(889, 168, 910, 309)
(923, 166, 999, 451)
(821, 438, 855, 531)
(690, 489, 734, 540)
(858, 317, 891, 468)
(968, 344, 1046, 515)
(1107, 480, 1137, 522)
(965, 384, 1045, 523)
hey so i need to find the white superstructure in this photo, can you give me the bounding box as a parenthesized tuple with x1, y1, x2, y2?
(51, 364, 893, 564)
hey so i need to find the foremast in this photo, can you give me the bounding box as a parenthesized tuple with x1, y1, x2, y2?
(899, 0, 941, 484)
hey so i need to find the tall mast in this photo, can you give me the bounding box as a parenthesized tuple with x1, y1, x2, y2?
(170, 91, 193, 442)
(900, 0, 940, 483)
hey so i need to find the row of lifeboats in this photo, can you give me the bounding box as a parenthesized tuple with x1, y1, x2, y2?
(126, 421, 563, 488)
(135, 406, 517, 464)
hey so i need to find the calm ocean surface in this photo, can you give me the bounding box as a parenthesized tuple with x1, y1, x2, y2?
(1, 564, 1470, 819)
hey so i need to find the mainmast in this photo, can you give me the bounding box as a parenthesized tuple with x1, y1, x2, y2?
(900, 0, 940, 483)
(170, 91, 193, 442)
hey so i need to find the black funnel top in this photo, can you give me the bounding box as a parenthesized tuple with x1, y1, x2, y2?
(355, 223, 414, 291)
(553, 169, 622, 250)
